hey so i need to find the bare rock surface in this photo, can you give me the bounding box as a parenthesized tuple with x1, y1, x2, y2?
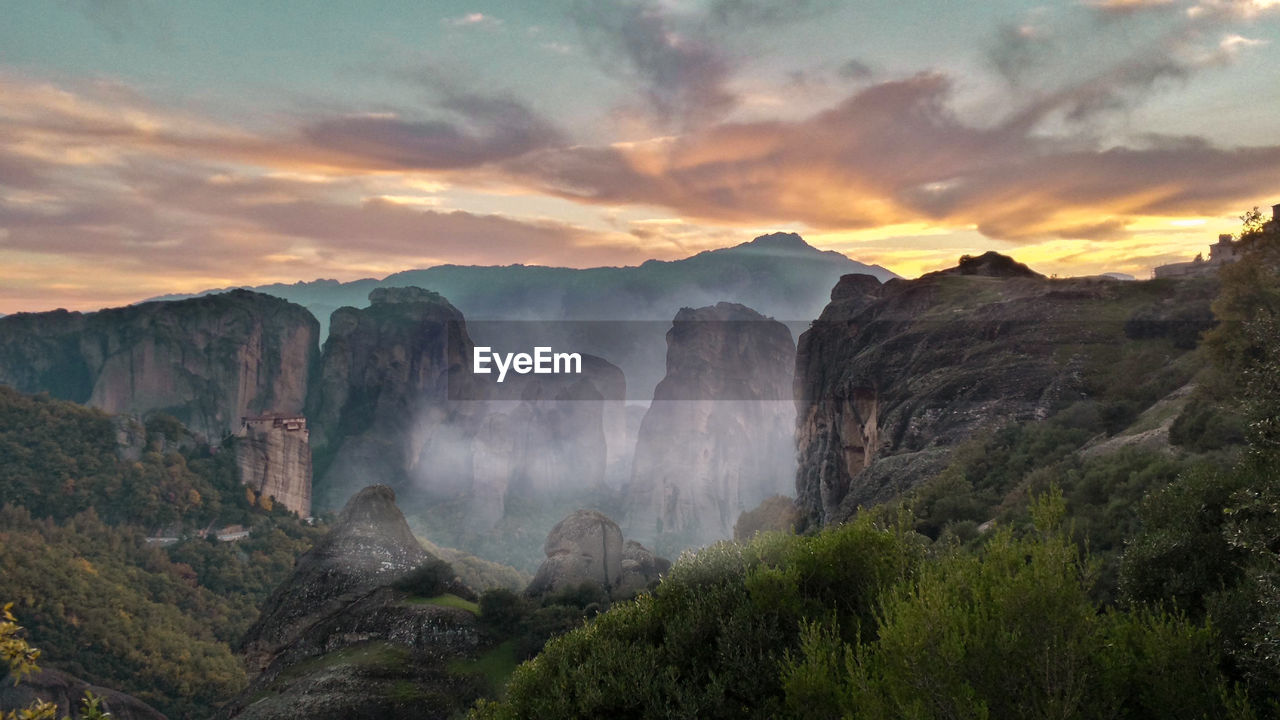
(526, 510, 669, 598)
(625, 303, 797, 552)
(0, 290, 318, 441)
(526, 509, 624, 595)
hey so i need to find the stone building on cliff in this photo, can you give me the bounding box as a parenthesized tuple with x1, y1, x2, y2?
(1153, 203, 1279, 279)
(235, 414, 312, 516)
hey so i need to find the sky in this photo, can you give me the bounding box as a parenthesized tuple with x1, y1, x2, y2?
(2, 0, 1280, 313)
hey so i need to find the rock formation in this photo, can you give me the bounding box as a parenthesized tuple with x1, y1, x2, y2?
(613, 540, 671, 598)
(235, 415, 312, 516)
(625, 303, 797, 552)
(794, 255, 1216, 530)
(308, 287, 486, 508)
(158, 231, 898, 394)
(308, 288, 634, 557)
(0, 668, 167, 720)
(526, 509, 668, 598)
(239, 484, 437, 670)
(0, 290, 318, 441)
(227, 485, 483, 720)
(526, 509, 623, 595)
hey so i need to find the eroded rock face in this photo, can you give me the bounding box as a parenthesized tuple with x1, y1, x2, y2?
(526, 509, 623, 595)
(308, 288, 486, 507)
(239, 485, 432, 672)
(0, 669, 167, 720)
(0, 291, 318, 441)
(236, 416, 312, 516)
(625, 303, 797, 551)
(794, 257, 1214, 530)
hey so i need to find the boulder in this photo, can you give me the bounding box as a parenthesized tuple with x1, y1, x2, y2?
(526, 510, 624, 595)
(613, 540, 671, 597)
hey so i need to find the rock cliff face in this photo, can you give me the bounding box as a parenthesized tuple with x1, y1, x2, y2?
(235, 416, 312, 516)
(625, 303, 796, 552)
(0, 291, 318, 441)
(228, 485, 483, 720)
(794, 256, 1214, 530)
(308, 287, 486, 508)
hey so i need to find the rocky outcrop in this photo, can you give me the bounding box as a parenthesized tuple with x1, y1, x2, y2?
(613, 540, 671, 597)
(625, 303, 797, 552)
(227, 485, 484, 720)
(526, 510, 623, 595)
(308, 288, 486, 508)
(308, 288, 634, 561)
(526, 510, 668, 598)
(794, 256, 1215, 530)
(0, 668, 167, 720)
(236, 416, 312, 516)
(240, 485, 434, 671)
(929, 250, 1045, 279)
(0, 291, 318, 441)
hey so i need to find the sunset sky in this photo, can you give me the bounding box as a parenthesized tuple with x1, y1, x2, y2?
(3, 0, 1280, 313)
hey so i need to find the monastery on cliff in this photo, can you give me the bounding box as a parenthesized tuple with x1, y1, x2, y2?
(1153, 203, 1279, 279)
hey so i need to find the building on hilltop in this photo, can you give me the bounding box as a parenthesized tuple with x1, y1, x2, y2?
(1154, 203, 1279, 279)
(236, 414, 312, 517)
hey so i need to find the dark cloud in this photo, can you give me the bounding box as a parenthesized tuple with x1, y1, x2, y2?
(301, 88, 563, 169)
(837, 58, 874, 81)
(988, 2, 1265, 128)
(570, 0, 737, 129)
(500, 72, 1280, 241)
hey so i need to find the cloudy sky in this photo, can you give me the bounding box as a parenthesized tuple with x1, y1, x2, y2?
(2, 0, 1279, 313)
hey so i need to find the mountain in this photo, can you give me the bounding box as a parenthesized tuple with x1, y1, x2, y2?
(155, 233, 895, 327)
(152, 233, 896, 400)
(624, 302, 796, 552)
(793, 256, 1218, 530)
(0, 290, 318, 441)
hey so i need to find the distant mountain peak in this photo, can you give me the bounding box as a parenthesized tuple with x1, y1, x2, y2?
(743, 232, 811, 251)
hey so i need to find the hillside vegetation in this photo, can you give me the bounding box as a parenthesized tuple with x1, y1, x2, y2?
(0, 389, 324, 718)
(474, 222, 1280, 719)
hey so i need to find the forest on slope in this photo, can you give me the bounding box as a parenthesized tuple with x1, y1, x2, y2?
(0, 390, 324, 719)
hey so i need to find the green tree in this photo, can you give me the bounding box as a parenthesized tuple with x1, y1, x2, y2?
(3, 603, 108, 720)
